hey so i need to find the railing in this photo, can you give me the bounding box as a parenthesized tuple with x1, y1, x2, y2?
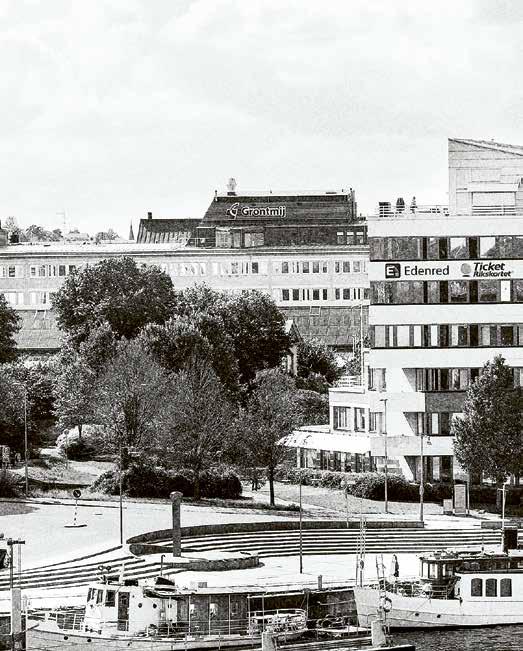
(335, 375, 362, 388)
(363, 579, 456, 600)
(376, 204, 449, 218)
(42, 608, 307, 640)
(470, 205, 517, 216)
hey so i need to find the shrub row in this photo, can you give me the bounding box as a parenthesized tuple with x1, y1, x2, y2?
(91, 462, 242, 500)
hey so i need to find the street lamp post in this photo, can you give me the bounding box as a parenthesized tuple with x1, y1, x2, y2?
(299, 478, 303, 574)
(379, 397, 388, 514)
(23, 390, 28, 496)
(119, 443, 124, 546)
(419, 433, 424, 524)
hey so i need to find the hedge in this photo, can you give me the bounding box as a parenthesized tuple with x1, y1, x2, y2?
(91, 462, 242, 500)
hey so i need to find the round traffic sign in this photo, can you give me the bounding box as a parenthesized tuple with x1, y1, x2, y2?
(72, 489, 82, 499)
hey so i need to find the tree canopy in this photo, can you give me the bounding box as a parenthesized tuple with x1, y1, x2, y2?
(296, 338, 341, 392)
(52, 257, 177, 345)
(0, 295, 20, 363)
(452, 355, 523, 483)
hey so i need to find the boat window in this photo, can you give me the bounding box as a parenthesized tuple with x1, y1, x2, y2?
(471, 578, 483, 597)
(231, 601, 240, 616)
(87, 588, 95, 602)
(96, 590, 104, 604)
(428, 563, 437, 578)
(500, 578, 512, 597)
(485, 579, 497, 597)
(105, 590, 116, 607)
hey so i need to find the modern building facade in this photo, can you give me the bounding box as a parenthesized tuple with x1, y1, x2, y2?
(0, 186, 369, 353)
(289, 138, 523, 482)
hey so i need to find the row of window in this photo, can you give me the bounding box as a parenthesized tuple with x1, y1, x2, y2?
(298, 448, 371, 473)
(415, 367, 523, 392)
(414, 412, 462, 437)
(370, 235, 523, 261)
(273, 259, 366, 274)
(280, 287, 369, 302)
(372, 323, 523, 348)
(337, 231, 366, 246)
(333, 406, 368, 432)
(470, 578, 512, 598)
(371, 279, 523, 304)
(215, 229, 265, 249)
(0, 264, 78, 279)
(3, 291, 53, 306)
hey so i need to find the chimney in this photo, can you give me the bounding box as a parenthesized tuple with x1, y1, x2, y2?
(226, 178, 237, 196)
(147, 211, 153, 220)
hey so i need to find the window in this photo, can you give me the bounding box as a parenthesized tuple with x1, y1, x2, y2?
(322, 289, 328, 300)
(312, 289, 320, 301)
(500, 578, 512, 597)
(480, 237, 496, 258)
(8, 266, 15, 278)
(449, 281, 468, 303)
(302, 261, 309, 273)
(471, 579, 483, 597)
(478, 280, 499, 302)
(336, 232, 344, 245)
(449, 237, 467, 259)
(513, 280, 523, 302)
(343, 288, 350, 300)
(312, 261, 320, 273)
(354, 408, 366, 432)
(500, 326, 514, 346)
(216, 229, 232, 248)
(343, 261, 350, 273)
(322, 262, 328, 273)
(281, 289, 290, 301)
(353, 261, 361, 273)
(244, 231, 264, 247)
(333, 406, 351, 430)
(251, 262, 259, 274)
(68, 265, 76, 274)
(96, 590, 104, 604)
(281, 262, 289, 274)
(485, 579, 497, 597)
(105, 590, 116, 607)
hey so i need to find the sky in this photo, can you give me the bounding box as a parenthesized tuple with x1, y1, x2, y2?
(0, 0, 522, 235)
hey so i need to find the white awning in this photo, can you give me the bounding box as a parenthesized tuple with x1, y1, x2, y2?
(286, 430, 371, 454)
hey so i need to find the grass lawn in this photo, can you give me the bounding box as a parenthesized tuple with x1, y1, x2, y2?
(254, 481, 444, 517)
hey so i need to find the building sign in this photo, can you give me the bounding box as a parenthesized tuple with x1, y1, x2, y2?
(226, 202, 286, 219)
(376, 260, 515, 281)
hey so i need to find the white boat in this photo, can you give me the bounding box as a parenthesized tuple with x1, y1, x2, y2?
(27, 575, 308, 649)
(354, 547, 523, 629)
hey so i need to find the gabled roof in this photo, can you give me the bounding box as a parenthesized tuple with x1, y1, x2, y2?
(136, 218, 199, 244)
(450, 138, 523, 157)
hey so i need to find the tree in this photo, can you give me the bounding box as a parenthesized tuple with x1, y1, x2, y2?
(53, 344, 97, 439)
(0, 296, 20, 363)
(143, 315, 241, 399)
(52, 257, 177, 345)
(173, 286, 291, 387)
(93, 338, 173, 464)
(294, 389, 329, 425)
(162, 355, 233, 499)
(235, 369, 303, 505)
(296, 338, 341, 392)
(452, 355, 523, 483)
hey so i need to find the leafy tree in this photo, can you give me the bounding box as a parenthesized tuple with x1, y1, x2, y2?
(296, 338, 341, 392)
(452, 355, 523, 483)
(234, 369, 303, 505)
(24, 224, 62, 242)
(93, 338, 173, 465)
(294, 389, 329, 425)
(0, 296, 20, 363)
(52, 257, 177, 345)
(53, 344, 98, 439)
(162, 355, 233, 499)
(143, 315, 240, 398)
(346, 336, 370, 376)
(173, 286, 290, 387)
(95, 228, 119, 243)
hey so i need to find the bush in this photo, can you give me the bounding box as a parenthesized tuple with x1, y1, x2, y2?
(91, 462, 242, 500)
(59, 438, 97, 461)
(0, 471, 21, 497)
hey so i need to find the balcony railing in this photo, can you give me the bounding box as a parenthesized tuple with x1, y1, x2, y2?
(376, 204, 449, 219)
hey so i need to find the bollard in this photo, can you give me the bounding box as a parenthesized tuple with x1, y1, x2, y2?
(262, 631, 277, 651)
(170, 491, 183, 557)
(317, 575, 323, 590)
(371, 620, 387, 647)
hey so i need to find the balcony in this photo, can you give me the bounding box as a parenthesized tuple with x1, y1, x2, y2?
(375, 204, 449, 219)
(370, 435, 455, 457)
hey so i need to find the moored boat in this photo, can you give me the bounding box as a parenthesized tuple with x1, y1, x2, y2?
(27, 575, 308, 649)
(354, 546, 523, 629)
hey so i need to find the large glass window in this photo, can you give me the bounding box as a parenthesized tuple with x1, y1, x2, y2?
(449, 237, 467, 259)
(512, 280, 523, 302)
(449, 281, 468, 303)
(354, 408, 366, 432)
(480, 236, 496, 257)
(333, 406, 351, 430)
(478, 280, 499, 302)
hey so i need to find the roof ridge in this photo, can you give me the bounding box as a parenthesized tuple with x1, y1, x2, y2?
(450, 137, 523, 156)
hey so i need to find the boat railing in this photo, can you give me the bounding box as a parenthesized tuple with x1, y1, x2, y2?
(363, 579, 455, 600)
(41, 608, 307, 639)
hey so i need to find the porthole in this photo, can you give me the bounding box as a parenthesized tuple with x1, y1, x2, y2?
(415, 613, 419, 617)
(138, 603, 142, 608)
(87, 638, 92, 642)
(437, 614, 441, 619)
(153, 603, 157, 609)
(64, 636, 69, 640)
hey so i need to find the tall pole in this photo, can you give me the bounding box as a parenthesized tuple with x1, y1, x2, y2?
(299, 479, 303, 574)
(119, 444, 124, 546)
(419, 433, 424, 524)
(380, 397, 388, 514)
(24, 388, 28, 496)
(360, 303, 364, 383)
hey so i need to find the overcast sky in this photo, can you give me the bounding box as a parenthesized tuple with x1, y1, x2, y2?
(1, 0, 522, 235)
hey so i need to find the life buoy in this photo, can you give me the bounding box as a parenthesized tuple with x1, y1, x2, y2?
(380, 596, 392, 613)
